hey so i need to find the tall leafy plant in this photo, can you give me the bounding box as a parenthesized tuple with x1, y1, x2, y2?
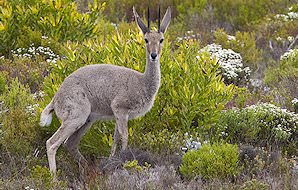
(0, 0, 106, 56)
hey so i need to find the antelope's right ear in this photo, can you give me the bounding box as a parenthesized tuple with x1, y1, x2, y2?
(160, 7, 171, 33)
(133, 6, 148, 34)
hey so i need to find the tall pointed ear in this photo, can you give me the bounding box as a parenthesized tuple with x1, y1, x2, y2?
(133, 6, 148, 34)
(160, 7, 171, 33)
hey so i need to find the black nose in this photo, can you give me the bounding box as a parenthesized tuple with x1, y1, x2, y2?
(151, 53, 157, 59)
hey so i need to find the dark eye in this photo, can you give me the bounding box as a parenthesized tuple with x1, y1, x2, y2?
(145, 39, 149, 43)
(160, 39, 164, 43)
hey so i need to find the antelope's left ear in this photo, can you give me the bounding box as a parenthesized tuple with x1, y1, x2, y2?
(160, 7, 171, 33)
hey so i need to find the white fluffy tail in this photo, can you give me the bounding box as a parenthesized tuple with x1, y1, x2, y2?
(40, 100, 54, 127)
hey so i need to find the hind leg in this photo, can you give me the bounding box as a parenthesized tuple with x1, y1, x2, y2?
(64, 118, 95, 166)
(46, 114, 90, 178)
(46, 123, 78, 178)
(47, 96, 91, 178)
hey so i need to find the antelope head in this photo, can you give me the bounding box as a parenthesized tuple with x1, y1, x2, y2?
(133, 6, 171, 62)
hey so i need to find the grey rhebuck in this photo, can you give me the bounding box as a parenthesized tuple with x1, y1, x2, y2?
(40, 6, 171, 177)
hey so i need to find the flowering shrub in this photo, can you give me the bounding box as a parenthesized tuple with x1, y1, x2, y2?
(200, 43, 251, 85)
(11, 44, 60, 64)
(180, 143, 241, 180)
(274, 11, 298, 22)
(215, 103, 298, 155)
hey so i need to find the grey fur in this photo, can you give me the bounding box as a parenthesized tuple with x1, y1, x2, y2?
(40, 6, 171, 178)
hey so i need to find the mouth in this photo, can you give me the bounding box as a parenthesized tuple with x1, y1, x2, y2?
(150, 58, 158, 62)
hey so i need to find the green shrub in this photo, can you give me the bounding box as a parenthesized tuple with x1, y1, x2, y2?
(79, 121, 115, 157)
(42, 29, 235, 154)
(123, 160, 143, 172)
(0, 78, 34, 109)
(215, 103, 298, 155)
(0, 78, 39, 156)
(131, 129, 184, 155)
(0, 71, 7, 94)
(180, 143, 241, 180)
(30, 165, 67, 189)
(0, 0, 107, 56)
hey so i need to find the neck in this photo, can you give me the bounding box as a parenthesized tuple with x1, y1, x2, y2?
(144, 52, 161, 94)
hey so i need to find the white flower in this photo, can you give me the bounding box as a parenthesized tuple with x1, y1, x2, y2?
(111, 23, 117, 28)
(287, 12, 298, 20)
(288, 36, 295, 42)
(292, 98, 298, 105)
(280, 49, 298, 61)
(289, 6, 293, 11)
(227, 35, 236, 41)
(11, 44, 60, 62)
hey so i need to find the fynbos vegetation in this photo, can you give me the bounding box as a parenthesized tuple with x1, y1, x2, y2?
(0, 0, 297, 189)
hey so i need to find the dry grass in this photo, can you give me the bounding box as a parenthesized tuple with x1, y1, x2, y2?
(0, 148, 297, 190)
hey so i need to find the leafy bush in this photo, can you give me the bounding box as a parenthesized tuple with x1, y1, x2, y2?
(0, 0, 106, 56)
(180, 143, 241, 180)
(42, 29, 235, 154)
(0, 78, 39, 156)
(215, 103, 298, 155)
(30, 165, 67, 189)
(130, 129, 184, 155)
(123, 160, 143, 172)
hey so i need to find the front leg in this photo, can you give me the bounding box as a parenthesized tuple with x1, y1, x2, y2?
(111, 103, 129, 156)
(110, 126, 120, 157)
